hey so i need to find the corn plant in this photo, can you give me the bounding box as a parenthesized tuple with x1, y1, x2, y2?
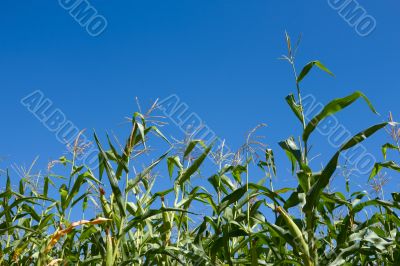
(1, 35, 400, 265)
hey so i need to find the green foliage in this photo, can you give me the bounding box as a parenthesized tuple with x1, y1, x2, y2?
(1, 36, 399, 265)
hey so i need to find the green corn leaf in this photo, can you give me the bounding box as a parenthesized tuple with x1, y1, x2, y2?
(71, 192, 91, 208)
(196, 192, 218, 214)
(122, 208, 194, 235)
(114, 121, 139, 180)
(304, 122, 388, 212)
(167, 156, 183, 178)
(43, 176, 52, 197)
(248, 183, 286, 204)
(21, 203, 41, 222)
(19, 179, 24, 195)
(284, 186, 306, 210)
(286, 94, 304, 124)
(177, 141, 214, 186)
(279, 137, 302, 174)
(183, 140, 207, 158)
(351, 199, 396, 214)
(59, 184, 68, 211)
(231, 165, 246, 183)
(38, 213, 55, 231)
(94, 133, 126, 217)
(369, 161, 400, 180)
(125, 150, 170, 192)
(106, 135, 128, 174)
(64, 172, 94, 210)
(303, 91, 378, 143)
(148, 125, 170, 144)
(297, 60, 334, 83)
(381, 143, 400, 160)
(218, 186, 248, 213)
(208, 174, 229, 195)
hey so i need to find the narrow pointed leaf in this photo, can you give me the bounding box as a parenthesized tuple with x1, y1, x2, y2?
(94, 133, 126, 217)
(303, 91, 378, 142)
(297, 60, 334, 83)
(177, 141, 214, 185)
(304, 122, 388, 212)
(369, 161, 400, 180)
(286, 94, 304, 124)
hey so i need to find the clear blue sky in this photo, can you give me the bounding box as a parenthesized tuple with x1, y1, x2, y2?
(1, 1, 400, 198)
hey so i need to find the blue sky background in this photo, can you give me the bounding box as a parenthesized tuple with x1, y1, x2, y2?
(1, 0, 400, 204)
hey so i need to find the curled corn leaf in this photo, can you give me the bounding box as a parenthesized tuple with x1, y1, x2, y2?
(45, 217, 110, 253)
